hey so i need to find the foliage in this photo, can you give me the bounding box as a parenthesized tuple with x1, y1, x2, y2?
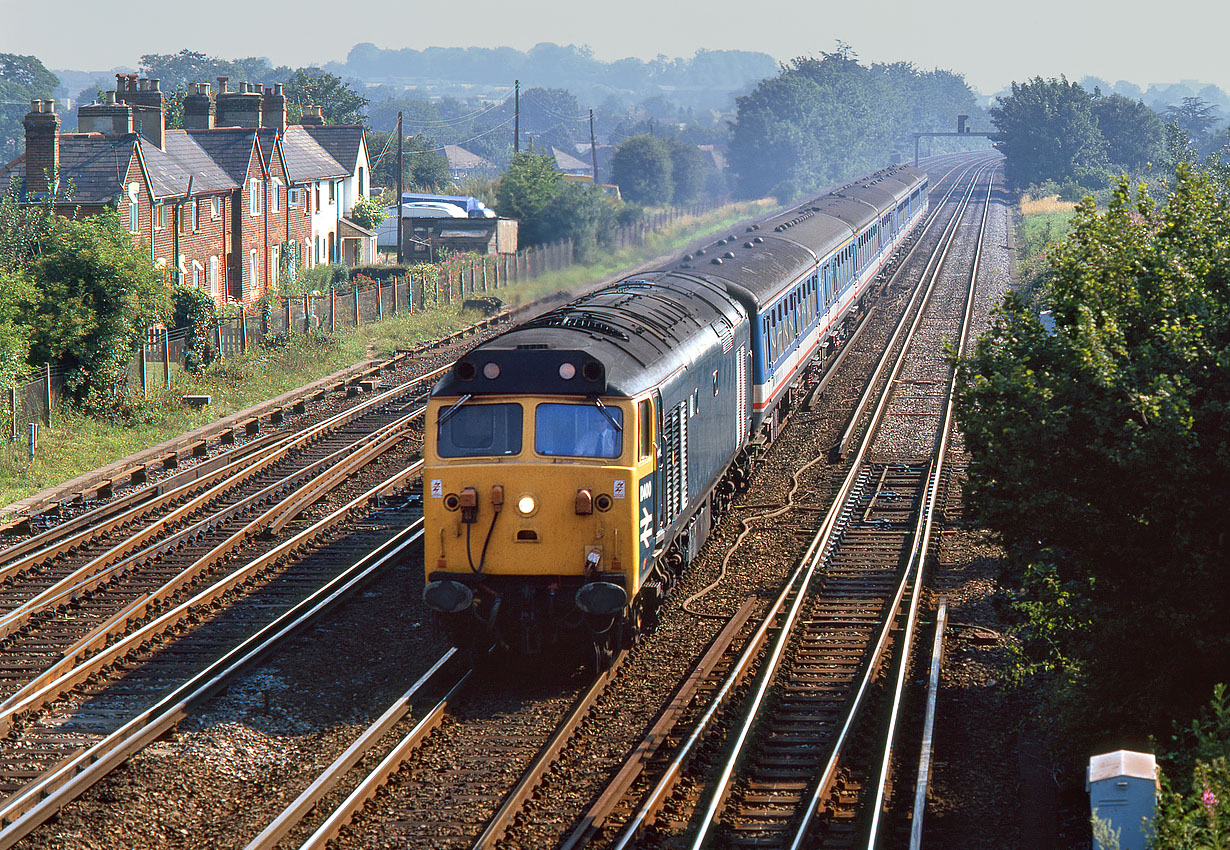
(0, 267, 34, 389)
(954, 168, 1230, 742)
(540, 182, 622, 263)
(284, 68, 368, 125)
(665, 137, 706, 204)
(139, 50, 245, 90)
(349, 195, 387, 230)
(22, 210, 169, 416)
(171, 284, 217, 373)
(0, 174, 55, 270)
(1092, 93, 1165, 171)
(348, 264, 406, 282)
(403, 134, 451, 191)
(610, 135, 674, 205)
(494, 152, 564, 245)
(1155, 686, 1230, 850)
(990, 76, 1107, 190)
(0, 53, 58, 161)
(1165, 97, 1221, 153)
(728, 49, 983, 199)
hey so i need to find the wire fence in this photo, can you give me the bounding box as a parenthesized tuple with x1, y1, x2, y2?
(6, 199, 722, 442)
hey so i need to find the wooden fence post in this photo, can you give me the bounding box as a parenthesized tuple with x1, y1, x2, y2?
(9, 386, 15, 441)
(215, 321, 224, 362)
(330, 287, 336, 333)
(162, 328, 170, 388)
(353, 287, 360, 326)
(304, 293, 311, 333)
(376, 280, 383, 320)
(140, 340, 148, 400)
(240, 311, 247, 355)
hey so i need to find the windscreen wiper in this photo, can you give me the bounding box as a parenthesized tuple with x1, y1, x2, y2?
(588, 394, 623, 431)
(436, 393, 473, 430)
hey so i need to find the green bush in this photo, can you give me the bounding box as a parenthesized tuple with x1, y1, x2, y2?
(171, 284, 218, 374)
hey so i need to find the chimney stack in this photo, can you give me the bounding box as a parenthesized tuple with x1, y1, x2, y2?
(78, 88, 134, 136)
(115, 75, 165, 149)
(300, 105, 325, 126)
(261, 83, 286, 132)
(216, 80, 262, 128)
(23, 99, 61, 197)
(183, 82, 215, 130)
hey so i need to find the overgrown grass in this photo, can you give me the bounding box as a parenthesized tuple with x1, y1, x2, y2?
(0, 198, 776, 512)
(1018, 195, 1077, 293)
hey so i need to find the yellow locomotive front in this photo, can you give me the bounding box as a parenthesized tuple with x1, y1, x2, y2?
(422, 350, 657, 657)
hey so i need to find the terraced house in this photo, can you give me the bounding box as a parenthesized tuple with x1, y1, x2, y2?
(1, 74, 373, 304)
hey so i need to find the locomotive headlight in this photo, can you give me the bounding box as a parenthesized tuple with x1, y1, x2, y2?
(517, 495, 537, 516)
(559, 362, 576, 380)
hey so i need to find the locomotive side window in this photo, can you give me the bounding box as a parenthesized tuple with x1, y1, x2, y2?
(639, 399, 653, 459)
(437, 403, 523, 457)
(536, 403, 624, 459)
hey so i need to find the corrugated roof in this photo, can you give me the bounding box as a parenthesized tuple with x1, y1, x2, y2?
(281, 126, 348, 182)
(300, 125, 364, 171)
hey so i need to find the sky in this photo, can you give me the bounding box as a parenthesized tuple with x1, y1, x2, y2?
(4, 0, 1229, 96)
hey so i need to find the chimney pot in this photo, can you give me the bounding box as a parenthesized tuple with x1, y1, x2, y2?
(138, 77, 148, 91)
(274, 83, 284, 95)
(150, 78, 160, 92)
(103, 91, 116, 105)
(44, 99, 55, 113)
(30, 99, 41, 113)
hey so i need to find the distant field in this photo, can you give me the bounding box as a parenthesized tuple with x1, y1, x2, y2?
(1017, 195, 1077, 289)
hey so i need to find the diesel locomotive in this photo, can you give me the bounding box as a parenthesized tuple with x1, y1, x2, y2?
(421, 164, 929, 663)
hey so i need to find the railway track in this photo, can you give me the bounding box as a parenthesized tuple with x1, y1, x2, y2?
(206, 156, 999, 850)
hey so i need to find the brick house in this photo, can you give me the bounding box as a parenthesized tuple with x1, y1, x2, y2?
(1, 74, 374, 305)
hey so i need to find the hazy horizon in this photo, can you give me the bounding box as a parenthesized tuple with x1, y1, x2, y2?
(5, 0, 1230, 97)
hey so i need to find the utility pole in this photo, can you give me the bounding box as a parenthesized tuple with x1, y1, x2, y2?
(589, 108, 598, 185)
(396, 111, 403, 264)
(513, 79, 520, 154)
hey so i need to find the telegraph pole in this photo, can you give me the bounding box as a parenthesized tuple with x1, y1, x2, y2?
(589, 108, 598, 185)
(396, 111, 403, 264)
(513, 79, 520, 154)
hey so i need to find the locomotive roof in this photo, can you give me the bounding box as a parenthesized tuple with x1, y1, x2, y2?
(433, 271, 747, 399)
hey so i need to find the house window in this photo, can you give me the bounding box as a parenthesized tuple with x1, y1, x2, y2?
(192, 199, 200, 232)
(270, 179, 280, 214)
(211, 196, 220, 220)
(328, 180, 335, 203)
(288, 187, 301, 208)
(209, 256, 218, 296)
(154, 202, 166, 230)
(192, 260, 201, 288)
(270, 246, 279, 287)
(250, 179, 261, 216)
(128, 199, 139, 233)
(305, 238, 313, 268)
(358, 167, 365, 197)
(179, 203, 189, 234)
(250, 248, 258, 293)
(314, 184, 321, 213)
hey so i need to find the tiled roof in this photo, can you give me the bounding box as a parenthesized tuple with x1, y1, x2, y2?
(552, 146, 592, 173)
(444, 144, 493, 170)
(281, 126, 348, 182)
(184, 127, 259, 184)
(0, 134, 139, 204)
(300, 125, 364, 171)
(161, 132, 238, 195)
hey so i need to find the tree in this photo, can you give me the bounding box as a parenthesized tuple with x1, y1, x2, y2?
(1165, 96, 1220, 153)
(954, 168, 1230, 742)
(284, 68, 368, 125)
(540, 182, 621, 262)
(349, 195, 387, 230)
(990, 76, 1107, 189)
(666, 138, 706, 204)
(493, 152, 563, 245)
(403, 135, 452, 192)
(610, 135, 673, 205)
(139, 50, 244, 90)
(0, 53, 59, 161)
(21, 210, 169, 415)
(1092, 93, 1165, 171)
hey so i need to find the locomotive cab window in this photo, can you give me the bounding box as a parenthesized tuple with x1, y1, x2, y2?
(437, 403, 523, 457)
(536, 403, 624, 459)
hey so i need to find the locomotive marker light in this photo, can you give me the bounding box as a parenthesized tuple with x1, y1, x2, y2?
(517, 494, 537, 516)
(559, 362, 577, 380)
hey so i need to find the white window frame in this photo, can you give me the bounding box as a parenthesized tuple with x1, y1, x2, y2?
(192, 260, 202, 288)
(270, 178, 281, 215)
(209, 255, 218, 296)
(250, 248, 258, 293)
(192, 198, 200, 232)
(250, 179, 261, 217)
(210, 196, 220, 220)
(154, 202, 166, 231)
(288, 187, 301, 208)
(270, 245, 279, 287)
(127, 183, 140, 233)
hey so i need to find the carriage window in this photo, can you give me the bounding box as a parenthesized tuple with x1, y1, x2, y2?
(437, 403, 523, 457)
(536, 403, 624, 459)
